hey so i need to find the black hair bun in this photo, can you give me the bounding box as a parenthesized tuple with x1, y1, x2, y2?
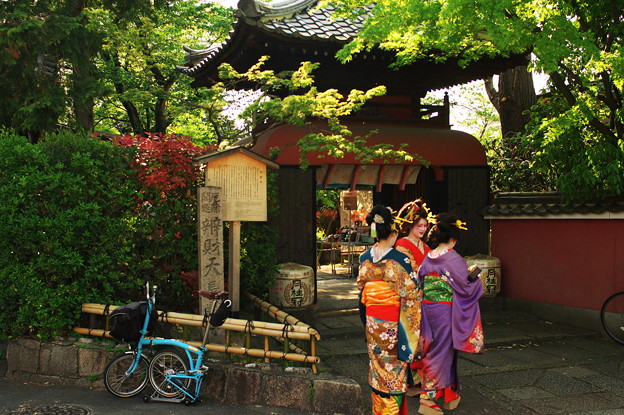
(366, 205, 393, 226)
(366, 205, 395, 240)
(430, 213, 462, 245)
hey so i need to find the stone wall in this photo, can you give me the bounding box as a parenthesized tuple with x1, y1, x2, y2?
(2, 337, 363, 415)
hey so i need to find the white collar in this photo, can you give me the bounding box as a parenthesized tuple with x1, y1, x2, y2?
(371, 246, 392, 263)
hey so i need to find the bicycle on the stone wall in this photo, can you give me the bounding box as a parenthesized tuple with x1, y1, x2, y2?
(103, 282, 230, 405)
(600, 291, 624, 345)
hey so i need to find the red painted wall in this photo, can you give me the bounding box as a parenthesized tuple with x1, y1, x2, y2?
(490, 219, 624, 310)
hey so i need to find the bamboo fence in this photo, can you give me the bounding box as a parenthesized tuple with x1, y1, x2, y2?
(75, 302, 320, 373)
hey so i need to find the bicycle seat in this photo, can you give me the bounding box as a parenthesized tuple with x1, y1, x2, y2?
(198, 290, 229, 300)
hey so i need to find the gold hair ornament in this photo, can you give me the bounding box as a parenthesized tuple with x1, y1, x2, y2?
(453, 220, 468, 230)
(427, 211, 438, 224)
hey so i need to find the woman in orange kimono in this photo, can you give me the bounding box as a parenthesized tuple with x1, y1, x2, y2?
(357, 205, 422, 415)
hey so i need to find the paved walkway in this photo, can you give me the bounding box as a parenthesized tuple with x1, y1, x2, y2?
(313, 265, 624, 415)
(2, 266, 623, 415)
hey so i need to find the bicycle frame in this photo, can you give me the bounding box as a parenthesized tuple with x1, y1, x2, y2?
(125, 282, 213, 403)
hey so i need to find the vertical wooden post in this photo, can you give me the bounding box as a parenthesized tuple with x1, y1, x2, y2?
(310, 337, 317, 374)
(228, 220, 241, 315)
(264, 336, 270, 363)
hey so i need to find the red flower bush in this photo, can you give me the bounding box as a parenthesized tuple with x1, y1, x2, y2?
(114, 133, 217, 195)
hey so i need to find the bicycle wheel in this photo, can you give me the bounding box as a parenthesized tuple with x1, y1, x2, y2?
(104, 352, 150, 398)
(148, 348, 191, 398)
(601, 291, 624, 345)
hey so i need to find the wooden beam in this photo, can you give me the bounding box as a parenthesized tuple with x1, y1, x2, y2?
(322, 164, 335, 189)
(350, 165, 361, 190)
(399, 165, 410, 190)
(376, 165, 386, 192)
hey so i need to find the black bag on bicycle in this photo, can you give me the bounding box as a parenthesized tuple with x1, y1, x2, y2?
(209, 299, 231, 327)
(109, 301, 156, 343)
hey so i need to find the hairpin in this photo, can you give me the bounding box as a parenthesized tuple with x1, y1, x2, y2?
(427, 211, 438, 224)
(453, 220, 468, 230)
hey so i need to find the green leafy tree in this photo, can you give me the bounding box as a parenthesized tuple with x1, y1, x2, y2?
(93, 1, 233, 138)
(0, 0, 103, 139)
(215, 57, 428, 166)
(322, 0, 624, 199)
(436, 82, 551, 192)
(0, 0, 234, 142)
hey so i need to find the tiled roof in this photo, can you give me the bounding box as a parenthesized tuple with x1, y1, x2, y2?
(179, 0, 369, 76)
(241, 0, 319, 19)
(252, 4, 369, 42)
(483, 192, 624, 217)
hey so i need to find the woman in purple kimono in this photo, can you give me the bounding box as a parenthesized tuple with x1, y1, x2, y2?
(416, 213, 483, 415)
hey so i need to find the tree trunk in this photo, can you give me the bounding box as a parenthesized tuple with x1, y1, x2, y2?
(70, 0, 95, 132)
(485, 65, 537, 143)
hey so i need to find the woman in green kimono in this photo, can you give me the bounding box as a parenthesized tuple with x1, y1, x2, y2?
(357, 205, 423, 415)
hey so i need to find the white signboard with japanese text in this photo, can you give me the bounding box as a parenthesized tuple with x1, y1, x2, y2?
(204, 153, 268, 222)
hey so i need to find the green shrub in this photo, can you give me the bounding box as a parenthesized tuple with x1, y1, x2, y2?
(238, 171, 279, 298)
(239, 221, 279, 298)
(0, 130, 146, 339)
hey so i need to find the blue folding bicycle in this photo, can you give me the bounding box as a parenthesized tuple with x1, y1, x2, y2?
(103, 282, 229, 405)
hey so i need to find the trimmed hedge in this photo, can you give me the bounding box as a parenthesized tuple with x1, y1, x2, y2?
(0, 131, 195, 339)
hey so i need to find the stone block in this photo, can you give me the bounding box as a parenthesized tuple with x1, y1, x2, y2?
(201, 364, 228, 402)
(224, 367, 264, 406)
(40, 343, 78, 377)
(7, 369, 35, 383)
(313, 376, 363, 415)
(7, 338, 40, 374)
(0, 338, 8, 357)
(78, 347, 107, 378)
(262, 372, 313, 412)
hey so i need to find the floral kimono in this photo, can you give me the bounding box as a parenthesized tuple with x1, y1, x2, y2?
(395, 236, 431, 389)
(395, 236, 430, 272)
(358, 246, 422, 415)
(417, 249, 483, 405)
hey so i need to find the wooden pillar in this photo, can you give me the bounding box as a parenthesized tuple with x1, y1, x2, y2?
(228, 220, 241, 315)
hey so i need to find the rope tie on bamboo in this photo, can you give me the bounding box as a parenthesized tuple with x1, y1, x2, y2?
(244, 320, 255, 334)
(160, 307, 170, 324)
(156, 311, 169, 324)
(282, 321, 294, 339)
(103, 304, 111, 317)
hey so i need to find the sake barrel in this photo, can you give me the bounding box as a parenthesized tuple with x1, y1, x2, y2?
(270, 262, 314, 308)
(464, 254, 501, 297)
